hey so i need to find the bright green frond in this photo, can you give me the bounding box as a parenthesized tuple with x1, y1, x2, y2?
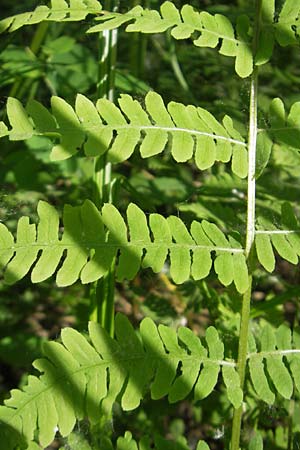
(2, 92, 247, 176)
(0, 0, 102, 33)
(255, 202, 300, 271)
(0, 199, 248, 292)
(87, 1, 253, 78)
(248, 324, 300, 403)
(0, 315, 236, 449)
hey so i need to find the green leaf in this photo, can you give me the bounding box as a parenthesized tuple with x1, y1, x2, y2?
(50, 96, 85, 160)
(232, 252, 249, 294)
(271, 233, 298, 264)
(231, 144, 248, 178)
(2, 93, 246, 174)
(269, 98, 285, 128)
(235, 15, 253, 78)
(0, 0, 102, 33)
(248, 324, 300, 403)
(269, 98, 300, 148)
(249, 356, 275, 404)
(255, 131, 272, 178)
(0, 121, 8, 137)
(86, 2, 254, 78)
(222, 365, 243, 408)
(0, 200, 245, 289)
(281, 202, 299, 231)
(75, 94, 111, 156)
(266, 355, 293, 399)
(194, 12, 219, 48)
(249, 433, 263, 450)
(7, 97, 34, 140)
(275, 0, 300, 46)
(26, 442, 42, 450)
(255, 0, 275, 65)
(4, 217, 38, 285)
(255, 233, 275, 272)
(196, 442, 210, 450)
(26, 99, 57, 133)
(2, 317, 299, 449)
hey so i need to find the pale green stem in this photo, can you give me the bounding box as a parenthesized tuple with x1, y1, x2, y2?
(167, 34, 190, 94)
(287, 395, 295, 450)
(230, 1, 262, 447)
(230, 67, 258, 450)
(90, 0, 118, 336)
(130, 0, 148, 78)
(151, 34, 194, 102)
(245, 69, 258, 258)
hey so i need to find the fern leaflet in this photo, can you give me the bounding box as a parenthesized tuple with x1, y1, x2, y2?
(248, 323, 300, 404)
(0, 199, 249, 293)
(0, 314, 237, 449)
(2, 92, 248, 177)
(0, 0, 102, 33)
(1, 316, 299, 449)
(87, 1, 253, 78)
(255, 202, 300, 272)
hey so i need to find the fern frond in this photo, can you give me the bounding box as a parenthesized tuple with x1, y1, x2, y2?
(0, 199, 249, 293)
(248, 323, 300, 404)
(86, 1, 253, 78)
(0, 0, 102, 34)
(2, 92, 248, 177)
(0, 314, 238, 449)
(255, 202, 300, 272)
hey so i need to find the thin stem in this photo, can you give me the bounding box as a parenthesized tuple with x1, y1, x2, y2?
(167, 33, 190, 94)
(287, 395, 295, 450)
(230, 277, 253, 450)
(245, 68, 258, 258)
(90, 0, 119, 335)
(230, 1, 262, 448)
(129, 0, 148, 78)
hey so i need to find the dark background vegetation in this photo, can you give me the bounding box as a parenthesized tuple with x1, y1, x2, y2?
(0, 1, 300, 448)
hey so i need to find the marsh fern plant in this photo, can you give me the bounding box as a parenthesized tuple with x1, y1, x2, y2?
(1, 0, 300, 449)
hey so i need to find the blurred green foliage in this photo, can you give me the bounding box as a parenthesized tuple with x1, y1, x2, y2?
(0, 0, 300, 449)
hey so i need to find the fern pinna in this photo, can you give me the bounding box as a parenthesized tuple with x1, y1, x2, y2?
(0, 314, 299, 449)
(0, 92, 248, 176)
(0, 199, 248, 292)
(1, 0, 300, 449)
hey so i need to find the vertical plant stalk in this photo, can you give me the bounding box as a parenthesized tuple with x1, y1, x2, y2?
(90, 0, 119, 336)
(230, 1, 262, 448)
(130, 0, 148, 78)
